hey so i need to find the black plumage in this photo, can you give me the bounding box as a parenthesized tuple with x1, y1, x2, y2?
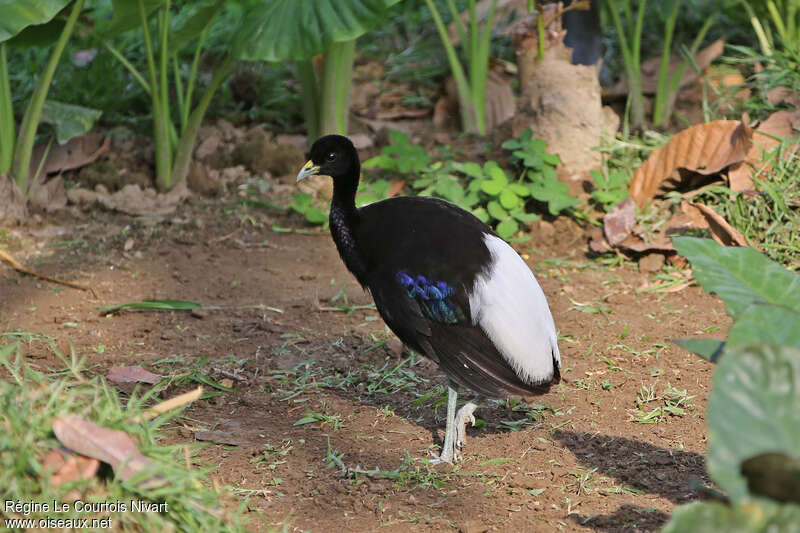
(297, 135, 561, 461)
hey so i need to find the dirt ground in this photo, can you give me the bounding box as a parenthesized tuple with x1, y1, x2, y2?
(0, 192, 729, 532)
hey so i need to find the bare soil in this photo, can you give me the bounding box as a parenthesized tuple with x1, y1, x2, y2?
(1, 188, 729, 532)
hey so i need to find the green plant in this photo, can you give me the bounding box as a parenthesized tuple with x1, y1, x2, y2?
(663, 237, 800, 529)
(0, 341, 247, 532)
(290, 193, 328, 226)
(589, 169, 630, 211)
(356, 179, 393, 207)
(234, 0, 400, 141)
(741, 0, 800, 56)
(423, 0, 497, 134)
(603, 0, 717, 129)
(0, 0, 102, 198)
(363, 130, 432, 175)
(99, 0, 233, 191)
(503, 129, 579, 216)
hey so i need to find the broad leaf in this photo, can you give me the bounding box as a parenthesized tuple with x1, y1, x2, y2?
(480, 180, 503, 196)
(672, 237, 800, 318)
(169, 0, 225, 53)
(233, 0, 401, 61)
(662, 500, 800, 533)
(499, 188, 520, 210)
(0, 0, 71, 43)
(672, 337, 725, 362)
(40, 100, 102, 144)
(486, 200, 507, 220)
(495, 219, 518, 240)
(727, 304, 800, 350)
(102, 0, 166, 37)
(707, 345, 800, 502)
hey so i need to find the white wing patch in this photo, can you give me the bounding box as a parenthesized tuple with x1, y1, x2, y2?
(468, 233, 560, 384)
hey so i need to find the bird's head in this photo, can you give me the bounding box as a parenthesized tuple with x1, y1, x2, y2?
(296, 135, 359, 185)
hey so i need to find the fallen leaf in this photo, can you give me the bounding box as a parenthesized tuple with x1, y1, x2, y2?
(107, 366, 161, 385)
(485, 63, 515, 132)
(638, 253, 665, 273)
(727, 109, 800, 192)
(618, 234, 675, 253)
(588, 226, 614, 254)
(42, 447, 100, 486)
(679, 201, 711, 229)
(29, 133, 110, 177)
(603, 197, 637, 245)
(388, 180, 405, 197)
(52, 416, 163, 487)
(194, 430, 246, 446)
(686, 202, 748, 246)
(630, 119, 752, 206)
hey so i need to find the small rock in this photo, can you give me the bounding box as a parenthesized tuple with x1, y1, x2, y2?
(123, 238, 134, 251)
(195, 133, 222, 160)
(386, 337, 404, 357)
(220, 378, 234, 389)
(350, 133, 374, 150)
(191, 308, 208, 319)
(639, 253, 665, 273)
(535, 220, 555, 239)
(66, 187, 100, 206)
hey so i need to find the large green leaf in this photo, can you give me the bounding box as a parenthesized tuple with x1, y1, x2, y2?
(40, 100, 102, 144)
(101, 0, 166, 37)
(233, 0, 400, 61)
(0, 0, 72, 43)
(662, 500, 800, 533)
(673, 237, 800, 318)
(727, 304, 800, 350)
(169, 0, 225, 52)
(671, 337, 725, 362)
(707, 345, 800, 502)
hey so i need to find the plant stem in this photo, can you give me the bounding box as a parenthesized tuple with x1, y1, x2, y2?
(173, 56, 185, 131)
(424, 0, 477, 133)
(652, 0, 681, 126)
(171, 56, 233, 187)
(473, 0, 496, 135)
(183, 26, 208, 133)
(139, 0, 171, 191)
(320, 39, 356, 136)
(10, 0, 85, 195)
(0, 43, 14, 174)
(536, 0, 545, 60)
(103, 41, 151, 95)
(297, 60, 321, 142)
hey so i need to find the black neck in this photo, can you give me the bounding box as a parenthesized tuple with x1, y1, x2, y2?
(329, 173, 367, 284)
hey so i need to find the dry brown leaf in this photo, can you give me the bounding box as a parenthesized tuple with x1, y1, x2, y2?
(603, 197, 636, 245)
(687, 202, 748, 246)
(52, 416, 163, 487)
(107, 366, 161, 385)
(29, 134, 110, 178)
(630, 119, 753, 206)
(485, 65, 515, 132)
(618, 234, 675, 253)
(43, 447, 101, 486)
(388, 180, 405, 197)
(679, 201, 711, 229)
(727, 109, 800, 192)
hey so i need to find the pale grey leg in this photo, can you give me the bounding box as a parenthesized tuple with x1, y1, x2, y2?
(430, 382, 478, 464)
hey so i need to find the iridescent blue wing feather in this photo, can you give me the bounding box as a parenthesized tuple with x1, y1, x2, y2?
(395, 271, 466, 324)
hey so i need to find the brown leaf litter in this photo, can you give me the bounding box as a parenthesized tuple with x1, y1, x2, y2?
(629, 119, 753, 206)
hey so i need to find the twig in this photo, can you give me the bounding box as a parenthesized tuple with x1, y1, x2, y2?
(0, 248, 96, 297)
(134, 386, 203, 422)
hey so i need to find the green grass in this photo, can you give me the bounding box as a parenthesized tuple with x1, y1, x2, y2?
(0, 339, 249, 532)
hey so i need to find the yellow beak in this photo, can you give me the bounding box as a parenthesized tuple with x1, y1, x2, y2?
(296, 160, 320, 182)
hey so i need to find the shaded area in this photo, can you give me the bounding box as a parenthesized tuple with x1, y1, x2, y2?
(555, 430, 708, 504)
(572, 503, 671, 532)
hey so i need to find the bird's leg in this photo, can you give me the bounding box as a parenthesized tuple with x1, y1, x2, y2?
(430, 382, 478, 464)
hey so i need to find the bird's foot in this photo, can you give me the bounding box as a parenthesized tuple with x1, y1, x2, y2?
(429, 402, 477, 465)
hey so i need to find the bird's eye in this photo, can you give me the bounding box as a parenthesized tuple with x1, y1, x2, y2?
(326, 152, 337, 162)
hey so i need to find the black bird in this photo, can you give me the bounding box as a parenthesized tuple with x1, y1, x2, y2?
(297, 135, 561, 463)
